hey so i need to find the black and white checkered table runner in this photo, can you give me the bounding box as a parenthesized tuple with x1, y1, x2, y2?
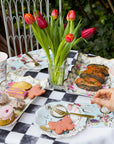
(0, 51, 95, 144)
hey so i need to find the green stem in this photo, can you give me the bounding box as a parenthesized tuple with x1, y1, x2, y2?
(54, 39, 66, 65)
(70, 20, 74, 33)
(44, 28, 55, 58)
(49, 62, 66, 85)
(32, 23, 51, 67)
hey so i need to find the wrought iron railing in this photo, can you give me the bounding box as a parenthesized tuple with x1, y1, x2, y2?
(1, 0, 62, 57)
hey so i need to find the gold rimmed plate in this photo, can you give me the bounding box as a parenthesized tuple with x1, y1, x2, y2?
(0, 72, 48, 127)
(63, 53, 114, 97)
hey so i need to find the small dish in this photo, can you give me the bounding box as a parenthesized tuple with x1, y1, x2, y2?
(34, 101, 87, 138)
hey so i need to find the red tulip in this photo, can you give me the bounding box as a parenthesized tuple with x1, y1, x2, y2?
(64, 23, 67, 29)
(24, 13, 35, 25)
(81, 28, 97, 39)
(51, 9, 59, 20)
(34, 11, 48, 29)
(65, 33, 74, 43)
(66, 10, 76, 21)
(34, 11, 43, 18)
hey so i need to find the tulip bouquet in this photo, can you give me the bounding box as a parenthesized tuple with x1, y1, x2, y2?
(24, 9, 96, 86)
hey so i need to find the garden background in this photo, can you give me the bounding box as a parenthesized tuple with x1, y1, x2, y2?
(0, 0, 114, 59)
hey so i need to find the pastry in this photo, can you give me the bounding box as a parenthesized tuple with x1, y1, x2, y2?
(48, 115, 74, 134)
(0, 92, 9, 105)
(0, 105, 15, 126)
(9, 98, 26, 110)
(27, 84, 46, 99)
(6, 87, 28, 100)
(11, 81, 32, 91)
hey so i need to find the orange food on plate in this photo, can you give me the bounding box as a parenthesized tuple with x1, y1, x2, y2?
(75, 77, 102, 91)
(80, 69, 105, 83)
(87, 64, 109, 76)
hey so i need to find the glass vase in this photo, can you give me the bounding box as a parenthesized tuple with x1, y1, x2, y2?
(48, 60, 67, 89)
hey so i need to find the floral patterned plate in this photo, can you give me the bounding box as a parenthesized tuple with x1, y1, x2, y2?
(0, 72, 48, 127)
(63, 53, 114, 97)
(34, 101, 87, 138)
(7, 49, 52, 75)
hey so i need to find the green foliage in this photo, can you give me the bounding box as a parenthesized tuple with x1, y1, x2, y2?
(73, 13, 114, 59)
(50, 0, 114, 59)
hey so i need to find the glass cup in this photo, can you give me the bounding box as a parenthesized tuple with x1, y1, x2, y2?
(100, 106, 111, 114)
(0, 52, 8, 83)
(109, 65, 114, 87)
(48, 60, 68, 89)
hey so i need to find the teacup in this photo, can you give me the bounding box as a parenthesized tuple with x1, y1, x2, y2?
(0, 52, 8, 83)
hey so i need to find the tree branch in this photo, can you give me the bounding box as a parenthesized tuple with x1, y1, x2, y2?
(107, 0, 114, 13)
(76, 0, 91, 22)
(99, 0, 109, 12)
(88, 0, 97, 21)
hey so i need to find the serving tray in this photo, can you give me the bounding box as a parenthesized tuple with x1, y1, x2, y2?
(63, 53, 114, 96)
(0, 72, 48, 127)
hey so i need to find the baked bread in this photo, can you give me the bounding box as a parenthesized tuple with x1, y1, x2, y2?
(11, 81, 32, 91)
(80, 69, 105, 83)
(87, 64, 109, 76)
(0, 105, 15, 126)
(75, 77, 102, 91)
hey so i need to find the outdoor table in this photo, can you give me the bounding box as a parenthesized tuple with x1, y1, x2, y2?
(0, 50, 114, 144)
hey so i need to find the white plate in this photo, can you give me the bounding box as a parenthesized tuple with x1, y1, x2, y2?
(0, 72, 48, 127)
(34, 101, 87, 138)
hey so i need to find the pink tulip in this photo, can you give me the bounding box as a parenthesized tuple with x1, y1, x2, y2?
(66, 10, 76, 21)
(34, 11, 48, 29)
(65, 33, 74, 43)
(24, 13, 35, 25)
(51, 9, 59, 20)
(81, 28, 97, 39)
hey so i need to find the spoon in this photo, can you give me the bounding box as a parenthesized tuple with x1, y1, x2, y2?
(50, 104, 94, 119)
(40, 125, 52, 132)
(25, 52, 40, 66)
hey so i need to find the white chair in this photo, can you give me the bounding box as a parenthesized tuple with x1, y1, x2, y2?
(1, 0, 62, 57)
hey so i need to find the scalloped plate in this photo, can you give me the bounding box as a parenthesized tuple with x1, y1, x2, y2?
(34, 101, 87, 138)
(63, 53, 114, 97)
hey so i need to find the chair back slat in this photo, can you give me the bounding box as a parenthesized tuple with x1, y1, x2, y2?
(1, 0, 62, 57)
